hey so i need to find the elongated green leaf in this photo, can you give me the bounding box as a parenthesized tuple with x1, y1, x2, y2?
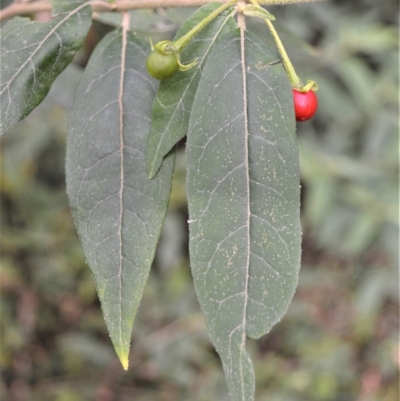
(146, 3, 236, 178)
(187, 29, 301, 401)
(0, 3, 92, 136)
(66, 29, 174, 369)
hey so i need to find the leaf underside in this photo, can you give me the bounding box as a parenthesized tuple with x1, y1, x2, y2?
(187, 29, 301, 401)
(66, 29, 174, 368)
(146, 3, 237, 178)
(0, 4, 92, 136)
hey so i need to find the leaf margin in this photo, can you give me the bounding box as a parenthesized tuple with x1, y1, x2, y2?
(0, 2, 92, 136)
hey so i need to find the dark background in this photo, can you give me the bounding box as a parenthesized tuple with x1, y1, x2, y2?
(1, 0, 399, 400)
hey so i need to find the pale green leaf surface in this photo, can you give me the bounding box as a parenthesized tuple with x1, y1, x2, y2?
(51, 0, 90, 13)
(146, 3, 236, 178)
(187, 29, 301, 401)
(0, 4, 92, 136)
(66, 29, 174, 368)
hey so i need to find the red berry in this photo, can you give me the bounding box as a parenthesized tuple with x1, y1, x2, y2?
(292, 89, 318, 122)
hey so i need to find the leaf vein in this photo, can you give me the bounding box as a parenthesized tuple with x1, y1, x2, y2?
(0, 3, 89, 96)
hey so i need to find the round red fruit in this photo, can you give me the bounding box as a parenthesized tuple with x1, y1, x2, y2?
(292, 89, 318, 122)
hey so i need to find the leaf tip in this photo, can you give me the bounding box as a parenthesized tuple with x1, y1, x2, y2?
(148, 164, 158, 179)
(114, 343, 130, 370)
(118, 352, 129, 371)
(146, 150, 163, 179)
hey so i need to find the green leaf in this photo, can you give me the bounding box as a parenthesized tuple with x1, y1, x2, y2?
(66, 29, 174, 369)
(242, 5, 276, 21)
(146, 3, 236, 178)
(0, 4, 92, 136)
(51, 0, 90, 13)
(186, 29, 301, 401)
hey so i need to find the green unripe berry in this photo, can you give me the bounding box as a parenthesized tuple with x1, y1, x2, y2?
(146, 50, 179, 80)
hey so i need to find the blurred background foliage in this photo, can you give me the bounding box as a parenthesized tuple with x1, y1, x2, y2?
(0, 0, 399, 400)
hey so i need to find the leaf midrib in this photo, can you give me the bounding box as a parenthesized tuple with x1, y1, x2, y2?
(239, 24, 251, 401)
(117, 17, 129, 349)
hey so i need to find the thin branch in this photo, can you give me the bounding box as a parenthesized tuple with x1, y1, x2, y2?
(0, 0, 328, 22)
(0, 2, 52, 21)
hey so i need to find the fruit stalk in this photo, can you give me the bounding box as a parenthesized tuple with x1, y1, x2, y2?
(173, 0, 239, 51)
(264, 18, 302, 88)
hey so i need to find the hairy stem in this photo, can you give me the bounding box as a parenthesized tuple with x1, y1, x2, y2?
(0, 0, 328, 22)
